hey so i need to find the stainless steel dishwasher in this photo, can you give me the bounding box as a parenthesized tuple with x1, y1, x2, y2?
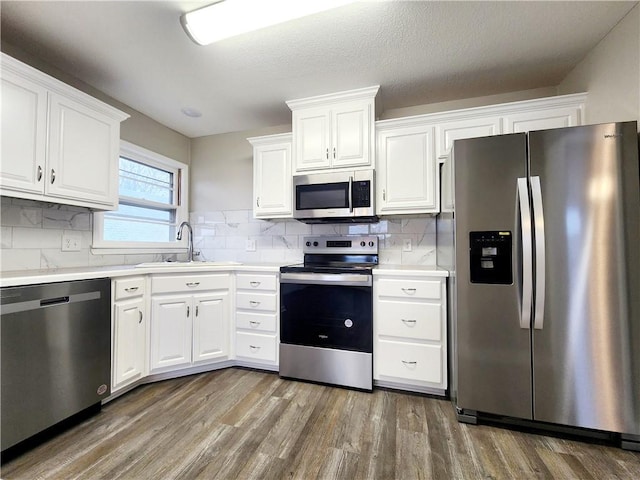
(1, 278, 111, 452)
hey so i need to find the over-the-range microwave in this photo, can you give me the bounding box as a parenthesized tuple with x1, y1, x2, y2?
(293, 170, 378, 223)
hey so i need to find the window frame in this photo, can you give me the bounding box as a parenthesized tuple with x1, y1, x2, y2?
(92, 140, 189, 254)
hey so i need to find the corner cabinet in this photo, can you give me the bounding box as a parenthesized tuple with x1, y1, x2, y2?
(149, 273, 231, 374)
(0, 53, 129, 210)
(287, 86, 379, 173)
(376, 120, 438, 215)
(248, 133, 292, 219)
(112, 276, 147, 393)
(373, 271, 448, 395)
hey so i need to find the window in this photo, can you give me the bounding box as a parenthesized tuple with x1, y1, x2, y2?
(93, 141, 189, 253)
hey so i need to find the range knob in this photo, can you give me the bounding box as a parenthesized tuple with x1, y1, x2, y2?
(306, 241, 311, 247)
(313, 241, 319, 247)
(369, 241, 375, 247)
(360, 241, 366, 247)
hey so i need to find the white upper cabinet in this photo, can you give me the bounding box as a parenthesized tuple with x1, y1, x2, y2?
(287, 86, 378, 173)
(502, 96, 584, 133)
(248, 133, 292, 219)
(435, 116, 502, 160)
(0, 53, 128, 210)
(376, 121, 438, 215)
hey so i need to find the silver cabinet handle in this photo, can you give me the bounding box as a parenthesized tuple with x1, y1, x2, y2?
(333, 147, 336, 159)
(326, 148, 329, 159)
(37, 165, 43, 182)
(50, 169, 56, 184)
(531, 176, 546, 330)
(139, 310, 143, 323)
(125, 286, 139, 293)
(186, 282, 200, 287)
(256, 197, 260, 207)
(383, 189, 386, 201)
(186, 306, 190, 317)
(249, 320, 261, 327)
(401, 360, 417, 366)
(249, 345, 261, 351)
(249, 300, 260, 307)
(250, 281, 261, 287)
(195, 305, 199, 317)
(518, 177, 533, 330)
(401, 319, 417, 325)
(401, 288, 417, 294)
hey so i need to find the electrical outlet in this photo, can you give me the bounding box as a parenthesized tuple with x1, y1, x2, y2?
(403, 238, 412, 252)
(62, 233, 82, 252)
(246, 239, 257, 252)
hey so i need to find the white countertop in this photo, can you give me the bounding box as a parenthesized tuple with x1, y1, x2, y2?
(1, 262, 450, 287)
(373, 265, 450, 277)
(0, 263, 284, 288)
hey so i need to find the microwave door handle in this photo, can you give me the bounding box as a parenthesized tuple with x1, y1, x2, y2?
(348, 176, 353, 213)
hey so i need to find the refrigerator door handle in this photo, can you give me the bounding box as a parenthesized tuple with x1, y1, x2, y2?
(530, 176, 546, 330)
(518, 177, 533, 329)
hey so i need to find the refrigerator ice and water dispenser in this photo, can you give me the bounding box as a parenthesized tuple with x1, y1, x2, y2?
(469, 231, 513, 284)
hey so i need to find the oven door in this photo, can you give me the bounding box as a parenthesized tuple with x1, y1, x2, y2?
(280, 272, 373, 353)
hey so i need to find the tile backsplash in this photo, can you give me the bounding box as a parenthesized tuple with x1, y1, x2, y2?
(190, 209, 437, 266)
(0, 197, 437, 272)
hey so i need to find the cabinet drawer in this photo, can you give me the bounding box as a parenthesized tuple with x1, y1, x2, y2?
(236, 311, 277, 333)
(236, 332, 277, 362)
(377, 339, 442, 384)
(377, 299, 441, 341)
(376, 278, 442, 300)
(152, 274, 230, 294)
(114, 276, 145, 300)
(236, 292, 277, 312)
(236, 273, 277, 291)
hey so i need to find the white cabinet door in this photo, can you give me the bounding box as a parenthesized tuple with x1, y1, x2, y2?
(192, 292, 229, 364)
(503, 105, 581, 133)
(113, 297, 145, 390)
(47, 92, 118, 207)
(436, 117, 502, 159)
(252, 134, 292, 218)
(331, 101, 371, 168)
(293, 107, 331, 171)
(377, 124, 438, 214)
(0, 70, 48, 194)
(150, 295, 192, 371)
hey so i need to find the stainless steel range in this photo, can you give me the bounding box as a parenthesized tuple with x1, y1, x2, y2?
(279, 235, 378, 391)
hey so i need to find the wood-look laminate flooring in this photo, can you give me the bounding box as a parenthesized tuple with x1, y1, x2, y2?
(2, 368, 640, 479)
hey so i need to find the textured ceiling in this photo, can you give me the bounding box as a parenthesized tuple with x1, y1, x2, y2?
(1, 1, 637, 138)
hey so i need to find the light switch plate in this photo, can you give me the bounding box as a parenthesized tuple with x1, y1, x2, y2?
(403, 238, 412, 252)
(246, 239, 257, 252)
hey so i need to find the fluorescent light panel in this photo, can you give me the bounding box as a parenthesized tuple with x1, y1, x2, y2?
(181, 0, 355, 45)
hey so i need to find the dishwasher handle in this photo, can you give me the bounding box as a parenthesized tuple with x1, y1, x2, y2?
(40, 296, 70, 307)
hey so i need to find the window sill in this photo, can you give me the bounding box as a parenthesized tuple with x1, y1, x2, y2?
(91, 246, 187, 255)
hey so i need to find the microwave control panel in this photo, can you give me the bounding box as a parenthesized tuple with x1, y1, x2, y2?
(352, 180, 371, 208)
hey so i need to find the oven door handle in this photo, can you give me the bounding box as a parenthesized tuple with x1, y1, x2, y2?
(280, 272, 372, 287)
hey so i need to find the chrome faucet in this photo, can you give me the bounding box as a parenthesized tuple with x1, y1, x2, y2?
(176, 221, 195, 262)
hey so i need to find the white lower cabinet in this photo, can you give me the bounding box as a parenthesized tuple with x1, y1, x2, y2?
(373, 272, 447, 395)
(150, 273, 230, 374)
(234, 272, 279, 369)
(112, 276, 147, 393)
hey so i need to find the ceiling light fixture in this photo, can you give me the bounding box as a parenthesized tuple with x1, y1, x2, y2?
(180, 0, 355, 46)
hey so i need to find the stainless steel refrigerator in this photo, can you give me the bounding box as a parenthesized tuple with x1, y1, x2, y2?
(445, 121, 640, 449)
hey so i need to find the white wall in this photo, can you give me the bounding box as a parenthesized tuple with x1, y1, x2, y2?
(559, 4, 639, 127)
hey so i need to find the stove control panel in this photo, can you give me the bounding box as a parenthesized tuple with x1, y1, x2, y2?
(302, 235, 378, 255)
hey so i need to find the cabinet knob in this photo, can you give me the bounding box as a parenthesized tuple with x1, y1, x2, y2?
(50, 169, 56, 184)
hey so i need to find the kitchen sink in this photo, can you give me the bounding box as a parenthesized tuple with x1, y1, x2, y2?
(134, 261, 242, 268)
